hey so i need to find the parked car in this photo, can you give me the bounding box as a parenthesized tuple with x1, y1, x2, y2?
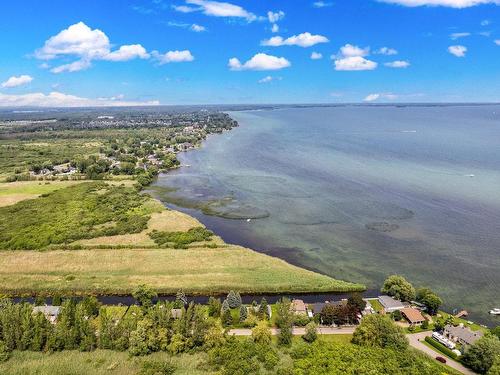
(435, 356, 447, 364)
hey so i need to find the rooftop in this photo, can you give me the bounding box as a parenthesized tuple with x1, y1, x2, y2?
(378, 295, 405, 310)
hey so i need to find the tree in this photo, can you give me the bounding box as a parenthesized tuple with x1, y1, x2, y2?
(352, 315, 408, 351)
(487, 355, 500, 375)
(227, 290, 241, 309)
(320, 304, 337, 326)
(347, 293, 366, 313)
(276, 298, 293, 346)
(259, 298, 269, 319)
(52, 294, 62, 306)
(239, 305, 248, 322)
(175, 290, 187, 307)
(303, 322, 318, 343)
(392, 310, 402, 321)
(221, 300, 232, 327)
(132, 284, 157, 309)
(252, 321, 272, 346)
(208, 297, 222, 318)
(381, 275, 416, 301)
(492, 327, 500, 340)
(462, 335, 500, 374)
(420, 293, 442, 315)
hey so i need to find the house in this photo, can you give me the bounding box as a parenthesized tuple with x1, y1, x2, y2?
(401, 307, 426, 325)
(444, 324, 483, 346)
(33, 305, 61, 324)
(292, 299, 307, 315)
(378, 295, 405, 313)
(171, 308, 183, 319)
(311, 302, 327, 316)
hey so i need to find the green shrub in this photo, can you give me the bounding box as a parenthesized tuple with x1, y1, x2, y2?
(0, 341, 10, 363)
(149, 227, 213, 248)
(139, 360, 176, 375)
(424, 336, 458, 359)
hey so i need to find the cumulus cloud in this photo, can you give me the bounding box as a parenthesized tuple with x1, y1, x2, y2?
(313, 1, 333, 7)
(191, 24, 206, 32)
(0, 91, 159, 107)
(448, 45, 467, 57)
(481, 19, 490, 26)
(174, 0, 257, 21)
(450, 32, 471, 39)
(261, 32, 329, 48)
(378, 0, 500, 8)
(494, 39, 500, 45)
(152, 50, 195, 64)
(35, 22, 154, 73)
(374, 47, 398, 55)
(384, 60, 410, 68)
(332, 44, 377, 71)
(311, 52, 323, 60)
(104, 44, 150, 61)
(267, 10, 285, 23)
(364, 93, 398, 102)
(335, 56, 377, 71)
(271, 24, 279, 33)
(1, 75, 34, 88)
(228, 53, 291, 71)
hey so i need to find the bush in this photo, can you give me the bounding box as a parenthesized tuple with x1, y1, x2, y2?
(0, 341, 10, 363)
(139, 360, 176, 375)
(149, 227, 213, 248)
(303, 322, 318, 343)
(294, 313, 310, 327)
(424, 336, 458, 359)
(352, 315, 408, 351)
(227, 290, 241, 309)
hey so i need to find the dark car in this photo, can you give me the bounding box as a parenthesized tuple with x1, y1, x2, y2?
(435, 356, 447, 364)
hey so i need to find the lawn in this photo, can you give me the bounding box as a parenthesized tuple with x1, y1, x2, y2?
(0, 180, 85, 207)
(367, 298, 383, 313)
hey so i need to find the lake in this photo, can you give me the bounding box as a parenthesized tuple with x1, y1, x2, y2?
(151, 105, 500, 326)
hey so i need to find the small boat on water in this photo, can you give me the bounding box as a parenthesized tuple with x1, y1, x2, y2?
(489, 308, 500, 315)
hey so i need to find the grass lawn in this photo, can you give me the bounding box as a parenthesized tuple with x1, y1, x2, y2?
(0, 180, 85, 207)
(0, 350, 210, 375)
(437, 311, 489, 333)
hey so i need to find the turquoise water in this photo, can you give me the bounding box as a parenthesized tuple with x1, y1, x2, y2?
(152, 105, 500, 325)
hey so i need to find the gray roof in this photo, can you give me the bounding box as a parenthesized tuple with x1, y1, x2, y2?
(378, 295, 405, 309)
(33, 305, 61, 316)
(444, 324, 483, 345)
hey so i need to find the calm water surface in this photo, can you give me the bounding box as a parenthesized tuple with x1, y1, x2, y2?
(151, 105, 500, 325)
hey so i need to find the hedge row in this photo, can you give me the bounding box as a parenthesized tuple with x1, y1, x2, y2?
(424, 336, 459, 360)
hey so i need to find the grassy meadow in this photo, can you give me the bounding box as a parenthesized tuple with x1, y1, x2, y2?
(0, 180, 363, 295)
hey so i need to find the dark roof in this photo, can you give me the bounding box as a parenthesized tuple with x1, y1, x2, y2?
(312, 303, 326, 314)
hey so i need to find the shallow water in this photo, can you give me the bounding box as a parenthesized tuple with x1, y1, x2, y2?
(152, 105, 500, 326)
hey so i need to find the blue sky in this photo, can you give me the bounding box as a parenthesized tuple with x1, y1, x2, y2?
(0, 0, 499, 106)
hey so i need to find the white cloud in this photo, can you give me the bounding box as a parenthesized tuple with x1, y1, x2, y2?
(271, 24, 279, 33)
(228, 53, 291, 71)
(262, 32, 329, 48)
(384, 60, 410, 68)
(311, 52, 323, 60)
(313, 1, 333, 7)
(104, 44, 150, 61)
(481, 19, 490, 26)
(332, 44, 377, 71)
(378, 0, 500, 8)
(495, 40, 500, 45)
(1, 75, 34, 88)
(374, 47, 398, 55)
(334, 56, 378, 71)
(448, 45, 467, 57)
(0, 91, 159, 107)
(176, 0, 257, 21)
(364, 93, 398, 102)
(258, 75, 282, 83)
(190, 24, 206, 32)
(50, 60, 92, 74)
(267, 10, 285, 23)
(337, 44, 370, 57)
(450, 32, 471, 40)
(478, 31, 491, 37)
(35, 22, 154, 73)
(152, 50, 195, 64)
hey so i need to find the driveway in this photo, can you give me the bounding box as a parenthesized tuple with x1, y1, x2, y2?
(407, 332, 475, 375)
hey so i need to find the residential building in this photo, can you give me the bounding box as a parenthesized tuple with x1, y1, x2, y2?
(401, 307, 426, 325)
(378, 295, 406, 313)
(444, 324, 483, 346)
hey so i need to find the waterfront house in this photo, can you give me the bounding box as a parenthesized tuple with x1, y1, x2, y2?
(292, 299, 308, 315)
(401, 307, 426, 325)
(444, 324, 483, 346)
(32, 305, 61, 324)
(378, 295, 406, 313)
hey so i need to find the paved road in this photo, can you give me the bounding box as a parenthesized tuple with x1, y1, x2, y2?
(407, 332, 475, 375)
(228, 326, 356, 336)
